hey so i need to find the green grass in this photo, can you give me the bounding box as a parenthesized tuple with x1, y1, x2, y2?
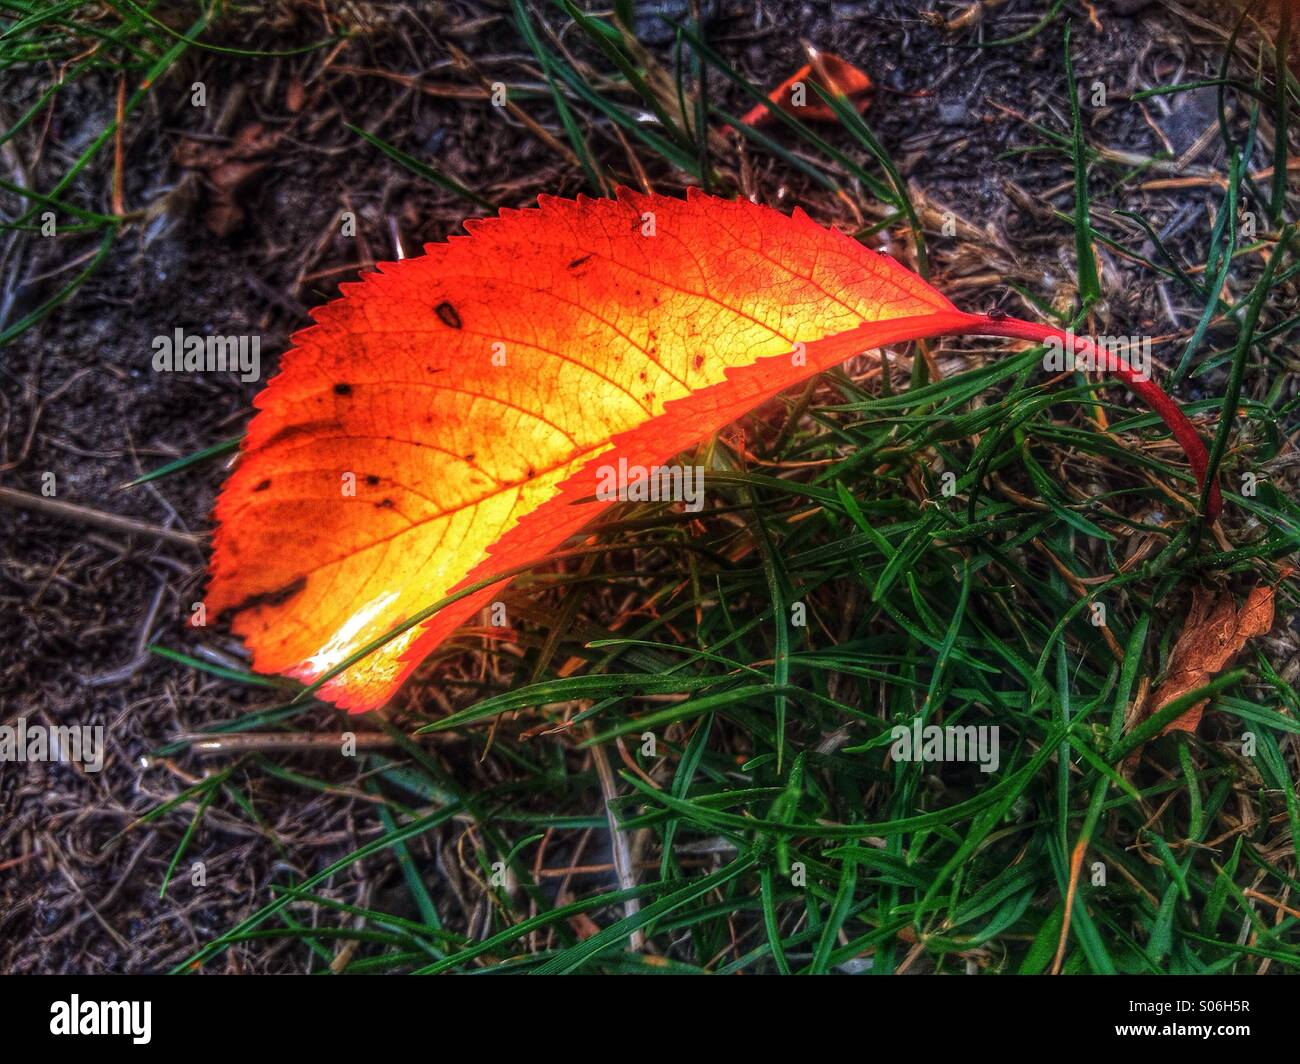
(0, 1, 342, 345)
(7, 2, 1299, 974)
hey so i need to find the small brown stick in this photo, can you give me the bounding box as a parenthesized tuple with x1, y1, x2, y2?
(179, 730, 461, 755)
(1139, 159, 1300, 191)
(112, 75, 126, 216)
(445, 44, 587, 175)
(1051, 835, 1089, 975)
(329, 66, 495, 100)
(1244, 888, 1300, 922)
(0, 486, 204, 548)
(0, 852, 37, 874)
(1030, 537, 1124, 662)
(609, 122, 653, 195)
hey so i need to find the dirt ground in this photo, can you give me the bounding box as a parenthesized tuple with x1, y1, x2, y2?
(1, 0, 1295, 973)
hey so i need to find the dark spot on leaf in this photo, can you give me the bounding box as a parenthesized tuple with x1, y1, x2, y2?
(366, 474, 380, 486)
(334, 383, 352, 396)
(376, 498, 394, 509)
(253, 478, 272, 492)
(264, 419, 342, 449)
(435, 301, 462, 329)
(568, 254, 592, 269)
(221, 575, 307, 620)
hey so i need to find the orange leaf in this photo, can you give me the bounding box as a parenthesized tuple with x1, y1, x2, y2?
(1141, 583, 1276, 736)
(738, 47, 873, 127)
(207, 189, 1219, 712)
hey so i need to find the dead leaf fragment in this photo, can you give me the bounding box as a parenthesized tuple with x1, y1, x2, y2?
(286, 76, 306, 114)
(737, 45, 873, 127)
(1141, 583, 1276, 736)
(174, 122, 285, 236)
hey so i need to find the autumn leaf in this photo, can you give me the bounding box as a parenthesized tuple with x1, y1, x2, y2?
(1137, 583, 1276, 737)
(207, 188, 1220, 712)
(738, 46, 873, 127)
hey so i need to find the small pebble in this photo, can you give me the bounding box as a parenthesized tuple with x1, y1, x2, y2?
(937, 102, 967, 127)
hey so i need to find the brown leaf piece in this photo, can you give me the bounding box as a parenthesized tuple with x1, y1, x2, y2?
(1142, 583, 1275, 736)
(174, 122, 285, 236)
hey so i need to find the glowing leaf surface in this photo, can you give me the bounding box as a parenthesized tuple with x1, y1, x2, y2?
(208, 189, 1216, 711)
